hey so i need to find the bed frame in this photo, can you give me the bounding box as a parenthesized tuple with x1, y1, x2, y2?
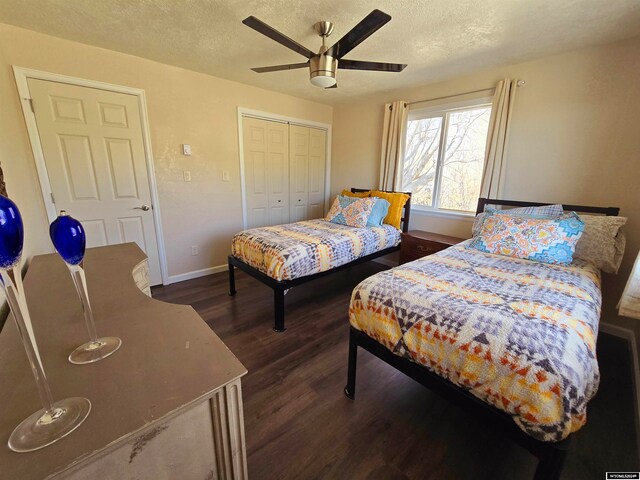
(228, 188, 412, 332)
(345, 197, 620, 480)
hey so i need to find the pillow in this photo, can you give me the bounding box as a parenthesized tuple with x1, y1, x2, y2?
(368, 191, 410, 230)
(366, 198, 391, 227)
(341, 189, 371, 198)
(467, 210, 585, 265)
(325, 195, 377, 228)
(472, 204, 564, 237)
(574, 215, 627, 273)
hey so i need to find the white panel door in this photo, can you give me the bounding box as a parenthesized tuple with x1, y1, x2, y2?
(308, 128, 326, 219)
(266, 122, 290, 226)
(242, 117, 269, 228)
(28, 78, 163, 285)
(242, 117, 290, 228)
(289, 125, 309, 222)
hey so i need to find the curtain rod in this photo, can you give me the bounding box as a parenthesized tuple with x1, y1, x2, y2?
(403, 79, 526, 107)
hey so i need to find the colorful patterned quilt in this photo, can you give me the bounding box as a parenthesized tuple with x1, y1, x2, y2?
(349, 241, 602, 442)
(231, 220, 401, 282)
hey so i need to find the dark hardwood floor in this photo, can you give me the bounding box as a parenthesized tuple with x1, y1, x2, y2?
(152, 262, 639, 480)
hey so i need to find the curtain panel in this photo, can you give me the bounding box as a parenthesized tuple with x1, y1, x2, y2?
(379, 100, 408, 191)
(480, 78, 518, 199)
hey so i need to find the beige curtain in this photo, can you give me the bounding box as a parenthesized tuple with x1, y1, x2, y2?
(480, 78, 518, 198)
(379, 100, 408, 190)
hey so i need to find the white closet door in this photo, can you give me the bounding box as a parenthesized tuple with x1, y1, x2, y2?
(242, 117, 289, 228)
(308, 128, 326, 219)
(267, 123, 290, 225)
(289, 125, 309, 222)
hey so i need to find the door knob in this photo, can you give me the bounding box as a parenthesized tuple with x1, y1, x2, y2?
(277, 200, 281, 203)
(134, 205, 150, 211)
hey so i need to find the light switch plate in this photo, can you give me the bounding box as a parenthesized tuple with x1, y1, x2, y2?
(182, 144, 192, 156)
(222, 170, 230, 182)
(183, 170, 191, 182)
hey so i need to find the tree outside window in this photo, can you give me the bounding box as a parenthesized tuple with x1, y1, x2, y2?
(402, 103, 492, 213)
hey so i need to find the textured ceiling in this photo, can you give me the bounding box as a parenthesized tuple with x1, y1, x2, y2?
(2, 0, 640, 105)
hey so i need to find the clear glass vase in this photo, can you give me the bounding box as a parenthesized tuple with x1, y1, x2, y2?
(50, 211, 121, 364)
(0, 194, 90, 452)
(66, 263, 121, 364)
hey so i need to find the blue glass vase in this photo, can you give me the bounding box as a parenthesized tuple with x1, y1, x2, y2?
(50, 211, 121, 364)
(0, 196, 90, 452)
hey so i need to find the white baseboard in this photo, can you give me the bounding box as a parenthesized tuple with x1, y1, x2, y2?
(167, 264, 228, 284)
(600, 322, 640, 462)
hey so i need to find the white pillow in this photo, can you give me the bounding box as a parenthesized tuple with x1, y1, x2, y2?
(574, 215, 627, 274)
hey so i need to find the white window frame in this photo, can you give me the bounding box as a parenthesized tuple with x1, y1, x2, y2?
(401, 94, 494, 218)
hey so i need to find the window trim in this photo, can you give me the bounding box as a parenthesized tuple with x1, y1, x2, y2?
(402, 94, 493, 216)
(410, 205, 476, 221)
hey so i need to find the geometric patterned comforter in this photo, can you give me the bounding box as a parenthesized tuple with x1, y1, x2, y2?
(231, 219, 401, 282)
(349, 241, 601, 442)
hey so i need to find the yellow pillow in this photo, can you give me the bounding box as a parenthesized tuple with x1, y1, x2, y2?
(369, 190, 410, 229)
(341, 189, 370, 198)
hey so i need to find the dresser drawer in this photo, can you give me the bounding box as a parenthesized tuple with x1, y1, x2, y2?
(399, 231, 465, 264)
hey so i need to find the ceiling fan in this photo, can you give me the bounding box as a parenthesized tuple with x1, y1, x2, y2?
(242, 9, 407, 89)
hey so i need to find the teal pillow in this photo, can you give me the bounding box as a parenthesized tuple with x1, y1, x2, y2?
(366, 198, 391, 227)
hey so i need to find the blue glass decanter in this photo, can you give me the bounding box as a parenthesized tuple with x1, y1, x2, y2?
(0, 196, 90, 452)
(50, 211, 121, 364)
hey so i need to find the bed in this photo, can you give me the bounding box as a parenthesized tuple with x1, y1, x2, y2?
(228, 188, 411, 331)
(344, 198, 620, 480)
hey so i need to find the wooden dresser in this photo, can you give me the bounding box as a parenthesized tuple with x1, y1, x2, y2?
(0, 243, 247, 479)
(400, 230, 466, 264)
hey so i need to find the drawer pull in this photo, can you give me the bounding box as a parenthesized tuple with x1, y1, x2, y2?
(417, 245, 434, 253)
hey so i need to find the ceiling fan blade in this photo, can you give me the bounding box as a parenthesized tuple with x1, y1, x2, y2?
(251, 62, 309, 73)
(327, 10, 391, 59)
(338, 59, 406, 72)
(243, 16, 315, 59)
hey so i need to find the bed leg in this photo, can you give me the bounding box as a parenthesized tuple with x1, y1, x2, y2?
(273, 287, 286, 332)
(533, 446, 566, 480)
(344, 329, 358, 400)
(228, 258, 236, 296)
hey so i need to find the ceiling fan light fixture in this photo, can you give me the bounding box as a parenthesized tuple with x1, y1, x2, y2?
(310, 73, 336, 88)
(309, 55, 337, 88)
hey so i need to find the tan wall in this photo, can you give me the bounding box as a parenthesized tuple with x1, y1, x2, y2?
(331, 35, 640, 331)
(0, 23, 332, 280)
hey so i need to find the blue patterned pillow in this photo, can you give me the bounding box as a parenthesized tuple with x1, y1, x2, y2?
(468, 210, 585, 265)
(472, 204, 564, 237)
(325, 195, 377, 228)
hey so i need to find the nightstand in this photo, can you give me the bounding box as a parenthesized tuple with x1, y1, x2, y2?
(399, 230, 466, 264)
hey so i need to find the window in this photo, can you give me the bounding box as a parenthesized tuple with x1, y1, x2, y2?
(401, 97, 492, 214)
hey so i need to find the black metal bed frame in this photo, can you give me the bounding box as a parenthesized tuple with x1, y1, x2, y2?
(344, 197, 620, 480)
(228, 188, 411, 332)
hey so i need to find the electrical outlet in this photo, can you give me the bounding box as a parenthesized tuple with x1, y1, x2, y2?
(183, 170, 191, 182)
(182, 144, 192, 156)
(222, 170, 230, 182)
(191, 245, 199, 256)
